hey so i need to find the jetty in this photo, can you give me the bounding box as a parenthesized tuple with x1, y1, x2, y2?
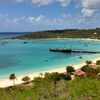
(49, 48, 100, 54)
(50, 48, 71, 52)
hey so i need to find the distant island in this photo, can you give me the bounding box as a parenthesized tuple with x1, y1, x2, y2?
(12, 28, 100, 39)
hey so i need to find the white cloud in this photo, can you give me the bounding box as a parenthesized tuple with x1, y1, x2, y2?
(0, 13, 100, 31)
(81, 0, 100, 9)
(32, 0, 71, 7)
(13, 15, 45, 25)
(57, 0, 71, 7)
(32, 0, 53, 6)
(35, 15, 45, 22)
(82, 8, 95, 17)
(80, 0, 100, 17)
(27, 17, 35, 23)
(0, 14, 48, 31)
(0, 0, 71, 7)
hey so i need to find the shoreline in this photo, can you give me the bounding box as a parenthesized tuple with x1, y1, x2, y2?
(8, 37, 100, 41)
(0, 57, 100, 88)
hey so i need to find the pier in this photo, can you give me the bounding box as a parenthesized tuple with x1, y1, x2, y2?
(49, 48, 100, 54)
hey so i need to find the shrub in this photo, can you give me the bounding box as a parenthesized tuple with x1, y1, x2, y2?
(44, 72, 71, 82)
(66, 66, 75, 73)
(33, 77, 44, 88)
(33, 77, 43, 83)
(65, 74, 71, 80)
(86, 73, 97, 78)
(44, 72, 60, 81)
(22, 76, 30, 83)
(85, 60, 92, 65)
(81, 65, 89, 71)
(81, 65, 98, 74)
(96, 60, 100, 65)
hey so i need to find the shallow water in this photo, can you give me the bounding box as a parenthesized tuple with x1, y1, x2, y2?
(0, 38, 100, 78)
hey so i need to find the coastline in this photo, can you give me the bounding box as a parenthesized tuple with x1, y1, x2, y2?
(10, 37, 100, 41)
(0, 57, 100, 88)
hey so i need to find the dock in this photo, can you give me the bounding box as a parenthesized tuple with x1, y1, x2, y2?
(50, 48, 71, 52)
(49, 48, 100, 54)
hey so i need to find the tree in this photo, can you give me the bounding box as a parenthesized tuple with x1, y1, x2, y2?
(22, 76, 30, 83)
(96, 60, 100, 65)
(81, 65, 98, 74)
(9, 73, 16, 86)
(86, 60, 92, 65)
(81, 65, 89, 72)
(66, 66, 75, 73)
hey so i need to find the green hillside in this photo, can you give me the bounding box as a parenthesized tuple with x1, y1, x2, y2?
(0, 76, 100, 100)
(13, 28, 100, 39)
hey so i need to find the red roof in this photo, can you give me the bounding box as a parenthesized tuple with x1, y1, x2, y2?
(74, 70, 86, 76)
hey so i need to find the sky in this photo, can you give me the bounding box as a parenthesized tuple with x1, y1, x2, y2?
(0, 0, 100, 32)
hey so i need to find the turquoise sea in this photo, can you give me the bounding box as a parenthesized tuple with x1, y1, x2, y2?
(0, 38, 100, 79)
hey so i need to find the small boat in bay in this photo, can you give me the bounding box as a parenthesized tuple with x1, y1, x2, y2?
(79, 56, 82, 59)
(24, 42, 28, 44)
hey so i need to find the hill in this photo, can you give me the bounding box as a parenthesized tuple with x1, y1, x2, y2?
(12, 28, 100, 39)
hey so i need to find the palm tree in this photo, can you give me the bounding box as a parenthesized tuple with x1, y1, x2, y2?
(22, 76, 30, 84)
(9, 73, 16, 86)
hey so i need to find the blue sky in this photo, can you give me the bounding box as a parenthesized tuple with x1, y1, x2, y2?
(0, 0, 100, 32)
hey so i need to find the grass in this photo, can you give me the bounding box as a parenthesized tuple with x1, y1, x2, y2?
(0, 76, 100, 100)
(66, 77, 100, 100)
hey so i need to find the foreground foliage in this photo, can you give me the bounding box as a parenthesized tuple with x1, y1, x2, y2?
(0, 73, 100, 100)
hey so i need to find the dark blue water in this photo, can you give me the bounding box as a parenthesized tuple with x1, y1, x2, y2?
(0, 32, 28, 39)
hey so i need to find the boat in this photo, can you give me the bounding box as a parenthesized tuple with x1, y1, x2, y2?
(79, 56, 82, 59)
(24, 42, 28, 44)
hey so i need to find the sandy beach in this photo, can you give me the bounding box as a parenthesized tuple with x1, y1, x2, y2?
(14, 38, 100, 41)
(0, 57, 100, 88)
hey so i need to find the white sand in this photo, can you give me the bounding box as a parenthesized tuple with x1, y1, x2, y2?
(14, 38, 100, 41)
(0, 57, 99, 88)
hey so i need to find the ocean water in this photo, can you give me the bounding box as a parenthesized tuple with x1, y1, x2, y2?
(0, 38, 100, 79)
(0, 32, 28, 39)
